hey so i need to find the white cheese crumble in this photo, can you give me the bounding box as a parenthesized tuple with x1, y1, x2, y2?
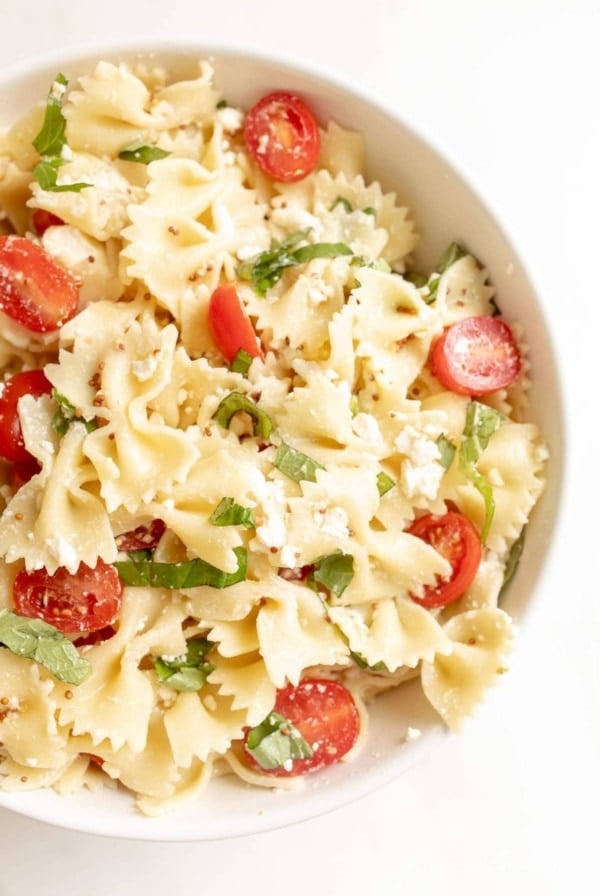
(314, 505, 350, 540)
(131, 355, 159, 382)
(45, 534, 79, 571)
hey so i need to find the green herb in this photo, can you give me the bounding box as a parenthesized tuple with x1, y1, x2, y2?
(230, 349, 253, 376)
(310, 551, 354, 599)
(362, 206, 376, 217)
(499, 528, 526, 600)
(32, 74, 90, 193)
(216, 99, 228, 110)
(436, 433, 456, 471)
(154, 637, 215, 692)
(209, 497, 255, 529)
(237, 229, 353, 297)
(350, 650, 388, 672)
(114, 546, 247, 589)
(245, 710, 313, 770)
(273, 441, 325, 483)
(424, 241, 468, 304)
(330, 196, 353, 213)
(404, 271, 428, 288)
(349, 255, 391, 273)
(118, 141, 170, 163)
(376, 471, 395, 496)
(51, 389, 98, 435)
(459, 401, 503, 542)
(0, 609, 91, 685)
(212, 391, 273, 439)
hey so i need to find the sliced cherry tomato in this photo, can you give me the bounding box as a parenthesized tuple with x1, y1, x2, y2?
(244, 91, 321, 183)
(244, 678, 360, 777)
(9, 458, 42, 490)
(115, 518, 166, 553)
(74, 624, 117, 648)
(13, 560, 123, 634)
(207, 283, 263, 363)
(31, 209, 64, 236)
(407, 510, 482, 608)
(431, 315, 521, 396)
(0, 234, 79, 333)
(0, 368, 52, 464)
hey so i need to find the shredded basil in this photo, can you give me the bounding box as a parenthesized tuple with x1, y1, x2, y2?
(237, 229, 353, 297)
(118, 141, 170, 163)
(154, 637, 215, 692)
(273, 441, 324, 483)
(362, 206, 377, 217)
(436, 433, 456, 471)
(350, 650, 388, 672)
(330, 196, 353, 213)
(212, 392, 273, 439)
(209, 497, 255, 529)
(424, 241, 468, 304)
(0, 609, 91, 685)
(376, 471, 395, 496)
(499, 528, 526, 600)
(310, 551, 354, 599)
(245, 710, 313, 770)
(32, 74, 90, 193)
(51, 389, 98, 435)
(114, 546, 247, 589)
(459, 401, 504, 542)
(230, 349, 253, 376)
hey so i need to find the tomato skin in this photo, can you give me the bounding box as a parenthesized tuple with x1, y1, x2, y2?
(244, 678, 360, 777)
(31, 209, 64, 236)
(0, 235, 79, 333)
(0, 369, 52, 463)
(244, 91, 320, 183)
(115, 518, 166, 553)
(13, 560, 123, 634)
(407, 511, 482, 608)
(207, 283, 263, 363)
(431, 315, 521, 396)
(9, 458, 42, 490)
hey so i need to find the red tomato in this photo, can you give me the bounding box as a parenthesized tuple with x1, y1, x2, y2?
(244, 678, 360, 777)
(0, 235, 79, 332)
(74, 625, 117, 647)
(115, 518, 166, 552)
(431, 315, 521, 396)
(13, 560, 123, 634)
(0, 368, 52, 464)
(244, 91, 321, 183)
(407, 511, 482, 608)
(9, 458, 42, 490)
(207, 283, 263, 363)
(31, 209, 65, 236)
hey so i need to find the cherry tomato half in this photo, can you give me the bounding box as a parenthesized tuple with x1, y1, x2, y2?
(244, 91, 321, 183)
(207, 283, 263, 363)
(431, 315, 521, 396)
(0, 235, 79, 333)
(13, 560, 123, 634)
(31, 209, 65, 236)
(244, 678, 360, 777)
(407, 511, 482, 609)
(115, 518, 166, 552)
(0, 368, 52, 464)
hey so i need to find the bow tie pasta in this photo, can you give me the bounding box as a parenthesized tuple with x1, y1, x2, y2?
(0, 59, 548, 815)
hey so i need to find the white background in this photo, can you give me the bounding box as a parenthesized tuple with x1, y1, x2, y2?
(0, 1, 598, 893)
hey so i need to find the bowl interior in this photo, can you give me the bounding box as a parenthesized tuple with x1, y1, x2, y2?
(0, 41, 564, 840)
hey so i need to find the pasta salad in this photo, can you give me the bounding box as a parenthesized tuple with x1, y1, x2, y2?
(0, 59, 548, 815)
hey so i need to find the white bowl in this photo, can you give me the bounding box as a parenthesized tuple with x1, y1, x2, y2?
(0, 40, 564, 841)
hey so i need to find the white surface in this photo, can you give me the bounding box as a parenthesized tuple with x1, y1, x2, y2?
(0, 0, 597, 893)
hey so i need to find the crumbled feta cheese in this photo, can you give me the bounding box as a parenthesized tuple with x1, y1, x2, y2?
(314, 505, 349, 539)
(401, 458, 444, 501)
(45, 534, 79, 571)
(131, 355, 159, 381)
(216, 106, 244, 132)
(352, 412, 385, 451)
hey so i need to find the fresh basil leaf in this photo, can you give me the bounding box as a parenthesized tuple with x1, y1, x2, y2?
(209, 497, 255, 529)
(118, 141, 170, 163)
(405, 271, 428, 288)
(499, 528, 526, 600)
(274, 441, 325, 483)
(245, 710, 313, 770)
(459, 401, 504, 542)
(311, 551, 354, 599)
(0, 609, 91, 685)
(330, 196, 353, 213)
(51, 389, 98, 435)
(154, 637, 215, 692)
(350, 650, 388, 672)
(376, 471, 395, 496)
(32, 74, 91, 193)
(436, 433, 456, 471)
(237, 229, 352, 297)
(362, 206, 377, 217)
(114, 546, 247, 589)
(230, 348, 253, 376)
(212, 391, 273, 439)
(425, 241, 468, 304)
